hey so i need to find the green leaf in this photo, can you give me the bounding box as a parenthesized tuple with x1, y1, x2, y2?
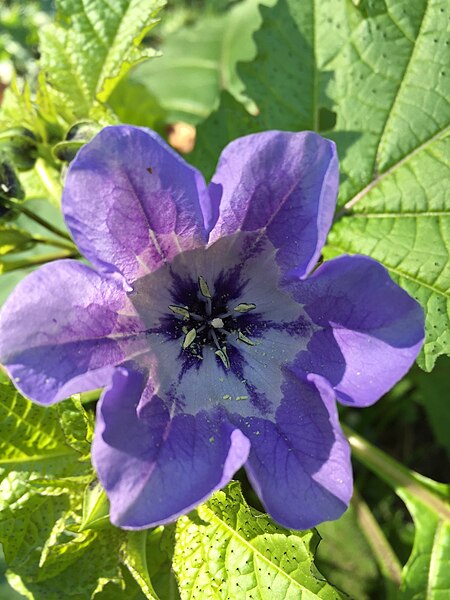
(146, 527, 180, 600)
(39, 0, 165, 120)
(172, 481, 343, 599)
(0, 382, 90, 479)
(192, 0, 450, 370)
(399, 491, 450, 600)
(0, 381, 92, 577)
(0, 382, 161, 599)
(320, 0, 450, 371)
(127, 0, 263, 126)
(190, 0, 349, 174)
(189, 92, 260, 179)
(57, 396, 94, 458)
(346, 426, 450, 599)
(316, 505, 382, 599)
(103, 81, 166, 132)
(0, 225, 35, 256)
(80, 481, 111, 532)
(121, 532, 159, 600)
(411, 357, 450, 457)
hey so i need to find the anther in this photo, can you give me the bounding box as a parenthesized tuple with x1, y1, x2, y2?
(234, 303, 256, 313)
(198, 276, 212, 298)
(238, 330, 255, 346)
(183, 328, 197, 349)
(215, 347, 230, 369)
(169, 305, 190, 319)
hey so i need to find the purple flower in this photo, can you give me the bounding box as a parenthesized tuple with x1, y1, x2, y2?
(0, 126, 424, 530)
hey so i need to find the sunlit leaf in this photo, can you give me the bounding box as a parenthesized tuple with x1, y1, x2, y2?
(173, 481, 343, 599)
(39, 0, 165, 120)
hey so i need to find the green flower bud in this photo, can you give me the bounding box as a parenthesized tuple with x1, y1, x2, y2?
(0, 127, 38, 171)
(53, 121, 102, 163)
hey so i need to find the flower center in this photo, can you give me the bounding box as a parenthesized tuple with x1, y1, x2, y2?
(168, 275, 256, 369)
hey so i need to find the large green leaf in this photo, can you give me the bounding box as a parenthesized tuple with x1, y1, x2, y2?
(192, 0, 450, 370)
(189, 0, 351, 175)
(172, 481, 343, 599)
(39, 0, 165, 121)
(127, 0, 265, 126)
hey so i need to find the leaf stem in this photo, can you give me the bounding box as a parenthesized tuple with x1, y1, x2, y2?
(344, 425, 450, 520)
(4, 198, 73, 241)
(351, 487, 402, 586)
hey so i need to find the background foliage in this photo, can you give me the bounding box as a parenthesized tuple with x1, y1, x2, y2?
(0, 0, 448, 598)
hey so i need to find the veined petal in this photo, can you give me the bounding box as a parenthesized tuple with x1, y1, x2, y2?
(238, 372, 352, 530)
(0, 260, 144, 405)
(288, 255, 425, 406)
(63, 126, 209, 285)
(208, 131, 338, 278)
(93, 367, 250, 529)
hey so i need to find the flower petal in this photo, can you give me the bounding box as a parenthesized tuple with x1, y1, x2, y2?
(0, 260, 143, 405)
(239, 372, 352, 530)
(289, 255, 425, 406)
(208, 131, 338, 278)
(93, 367, 250, 529)
(63, 126, 209, 285)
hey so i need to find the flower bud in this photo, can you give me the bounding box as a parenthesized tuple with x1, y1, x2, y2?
(0, 159, 23, 219)
(53, 121, 102, 163)
(0, 127, 38, 171)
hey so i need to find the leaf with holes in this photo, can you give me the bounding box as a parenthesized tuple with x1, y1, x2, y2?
(172, 481, 343, 599)
(191, 0, 450, 370)
(39, 0, 165, 121)
(190, 0, 351, 176)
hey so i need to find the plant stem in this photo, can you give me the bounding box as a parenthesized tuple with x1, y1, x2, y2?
(4, 197, 73, 241)
(351, 487, 402, 586)
(2, 250, 79, 273)
(344, 424, 450, 520)
(32, 235, 77, 252)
